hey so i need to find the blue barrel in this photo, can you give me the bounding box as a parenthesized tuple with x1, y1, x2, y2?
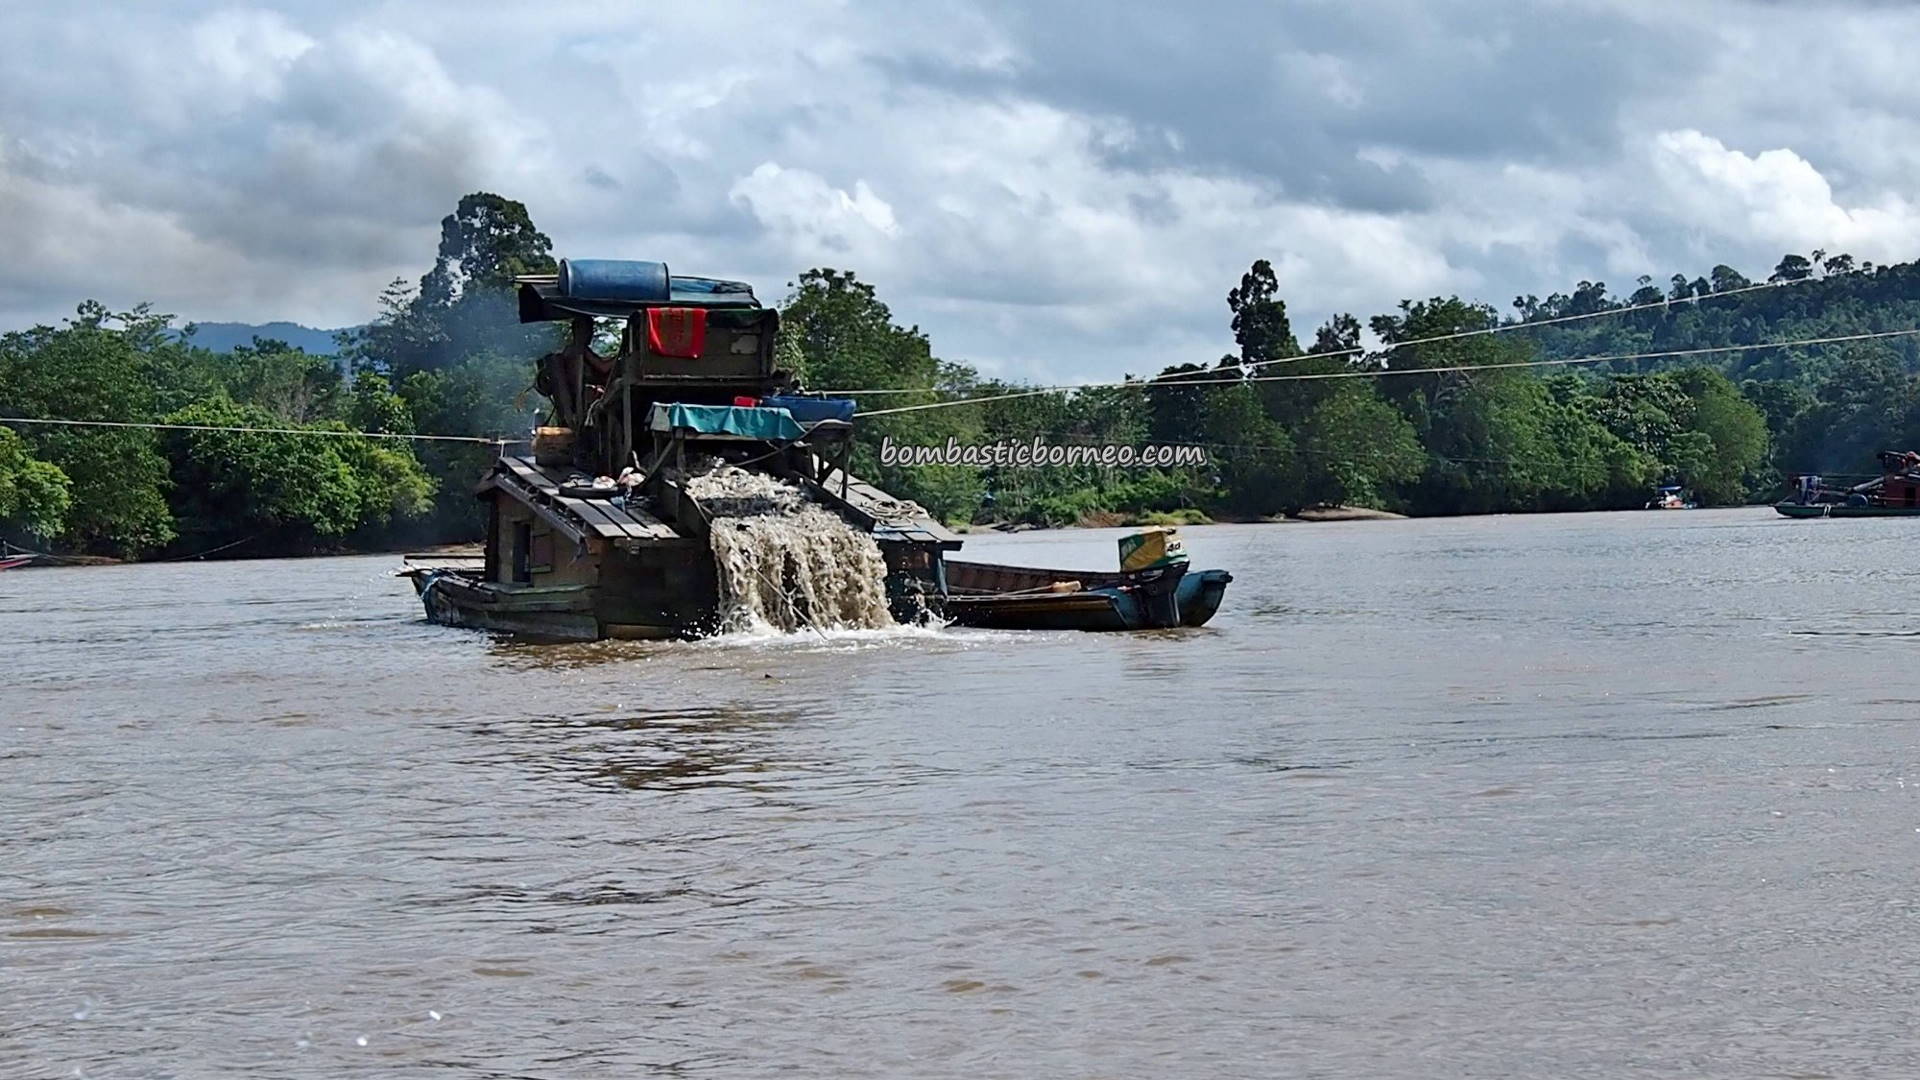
(557, 259, 670, 302)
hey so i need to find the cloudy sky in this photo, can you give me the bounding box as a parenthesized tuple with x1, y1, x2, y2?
(3, 0, 1916, 382)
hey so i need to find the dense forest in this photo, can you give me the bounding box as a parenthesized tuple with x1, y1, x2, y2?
(4, 191, 1920, 558)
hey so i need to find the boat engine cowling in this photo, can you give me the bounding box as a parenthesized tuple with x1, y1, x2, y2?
(1119, 528, 1190, 627)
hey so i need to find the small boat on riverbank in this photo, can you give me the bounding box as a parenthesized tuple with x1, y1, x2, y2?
(1645, 486, 1695, 510)
(1776, 451, 1920, 518)
(0, 554, 33, 571)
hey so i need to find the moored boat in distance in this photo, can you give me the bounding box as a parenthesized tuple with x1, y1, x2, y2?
(1776, 451, 1920, 517)
(1645, 485, 1696, 510)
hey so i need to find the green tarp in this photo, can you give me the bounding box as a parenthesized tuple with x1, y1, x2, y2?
(648, 403, 806, 441)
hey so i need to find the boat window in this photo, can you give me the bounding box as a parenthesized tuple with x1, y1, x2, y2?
(511, 521, 532, 583)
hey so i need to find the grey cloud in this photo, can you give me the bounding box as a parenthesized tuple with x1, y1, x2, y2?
(916, 0, 1704, 209)
(1, 0, 1915, 379)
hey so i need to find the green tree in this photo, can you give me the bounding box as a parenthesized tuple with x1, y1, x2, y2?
(0, 427, 72, 539)
(1199, 384, 1297, 518)
(1788, 351, 1916, 472)
(348, 370, 416, 435)
(1770, 254, 1814, 282)
(159, 399, 432, 553)
(419, 192, 558, 305)
(1227, 259, 1300, 366)
(335, 192, 562, 540)
(1146, 363, 1219, 446)
(1260, 313, 1369, 430)
(0, 305, 176, 555)
(1709, 265, 1752, 293)
(1296, 384, 1425, 509)
(1670, 368, 1769, 504)
(782, 268, 942, 392)
(778, 269, 989, 517)
(347, 192, 559, 379)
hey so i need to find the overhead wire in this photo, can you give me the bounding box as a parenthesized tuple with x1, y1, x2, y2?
(818, 273, 1826, 397)
(854, 328, 1920, 417)
(1009, 429, 1623, 478)
(1, 278, 1893, 479)
(0, 416, 525, 445)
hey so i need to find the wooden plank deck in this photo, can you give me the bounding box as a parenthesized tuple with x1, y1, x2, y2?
(497, 453, 943, 547)
(838, 473, 961, 544)
(497, 455, 683, 542)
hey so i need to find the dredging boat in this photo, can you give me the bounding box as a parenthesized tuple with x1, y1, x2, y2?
(401, 258, 1231, 640)
(1776, 451, 1920, 518)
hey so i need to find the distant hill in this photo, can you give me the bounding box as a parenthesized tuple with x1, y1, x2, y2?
(180, 321, 358, 356)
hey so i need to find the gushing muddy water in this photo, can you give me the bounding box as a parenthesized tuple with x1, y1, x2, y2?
(9, 509, 1920, 1077)
(685, 465, 895, 633)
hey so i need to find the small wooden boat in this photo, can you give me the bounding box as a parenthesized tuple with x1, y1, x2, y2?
(942, 559, 1231, 631)
(0, 554, 34, 571)
(1645, 485, 1695, 510)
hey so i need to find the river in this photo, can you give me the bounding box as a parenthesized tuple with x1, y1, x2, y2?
(7, 508, 1920, 1078)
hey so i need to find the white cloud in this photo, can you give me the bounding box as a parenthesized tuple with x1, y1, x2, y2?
(188, 9, 315, 103)
(3, 0, 1919, 377)
(729, 163, 900, 261)
(1649, 129, 1920, 263)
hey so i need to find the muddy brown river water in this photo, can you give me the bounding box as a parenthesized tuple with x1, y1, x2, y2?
(8, 509, 1920, 1077)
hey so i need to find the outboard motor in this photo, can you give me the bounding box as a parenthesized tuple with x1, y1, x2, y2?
(1119, 527, 1189, 628)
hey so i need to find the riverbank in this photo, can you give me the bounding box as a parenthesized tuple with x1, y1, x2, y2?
(948, 505, 1408, 533)
(4, 539, 487, 569)
(10, 509, 1424, 566)
(1289, 506, 1409, 522)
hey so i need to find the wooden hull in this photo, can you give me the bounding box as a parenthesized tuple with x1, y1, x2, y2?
(407, 559, 1233, 638)
(407, 568, 696, 642)
(942, 562, 1231, 632)
(1775, 502, 1920, 518)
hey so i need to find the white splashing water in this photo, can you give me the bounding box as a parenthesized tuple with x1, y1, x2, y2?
(684, 465, 895, 634)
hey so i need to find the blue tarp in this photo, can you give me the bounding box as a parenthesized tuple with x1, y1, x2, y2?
(761, 395, 856, 424)
(670, 276, 759, 306)
(649, 403, 806, 441)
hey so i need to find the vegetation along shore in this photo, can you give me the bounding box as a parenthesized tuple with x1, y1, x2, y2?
(2, 192, 1914, 561)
